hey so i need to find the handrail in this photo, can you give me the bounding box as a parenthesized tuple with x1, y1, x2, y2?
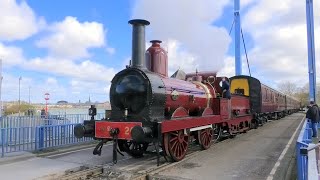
(296, 119, 319, 180)
(300, 143, 320, 155)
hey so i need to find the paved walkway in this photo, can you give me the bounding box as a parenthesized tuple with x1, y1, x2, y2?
(0, 143, 98, 180)
(0, 154, 79, 180)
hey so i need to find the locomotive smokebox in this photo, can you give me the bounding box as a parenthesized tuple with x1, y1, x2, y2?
(128, 19, 150, 69)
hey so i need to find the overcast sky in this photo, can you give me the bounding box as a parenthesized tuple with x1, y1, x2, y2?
(0, 0, 318, 103)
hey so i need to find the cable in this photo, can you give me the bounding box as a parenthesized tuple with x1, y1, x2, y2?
(229, 16, 251, 77)
(241, 28, 252, 77)
(229, 17, 235, 35)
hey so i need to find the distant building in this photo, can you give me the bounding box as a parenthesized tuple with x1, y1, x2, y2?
(57, 100, 68, 104)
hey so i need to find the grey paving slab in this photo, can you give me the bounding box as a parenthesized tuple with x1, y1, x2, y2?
(0, 157, 80, 180)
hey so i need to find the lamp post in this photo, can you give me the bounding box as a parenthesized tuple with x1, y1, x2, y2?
(0, 59, 2, 118)
(29, 86, 31, 105)
(0, 76, 2, 117)
(44, 93, 50, 116)
(19, 76, 22, 116)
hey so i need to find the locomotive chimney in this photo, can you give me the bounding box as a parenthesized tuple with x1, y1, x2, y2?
(128, 19, 150, 69)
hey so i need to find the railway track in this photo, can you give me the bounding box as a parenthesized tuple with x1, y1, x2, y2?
(36, 165, 103, 180)
(60, 166, 103, 180)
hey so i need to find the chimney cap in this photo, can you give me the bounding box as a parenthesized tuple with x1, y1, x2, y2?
(128, 19, 150, 26)
(150, 40, 162, 44)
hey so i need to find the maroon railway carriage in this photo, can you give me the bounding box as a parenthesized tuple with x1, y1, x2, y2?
(229, 76, 301, 125)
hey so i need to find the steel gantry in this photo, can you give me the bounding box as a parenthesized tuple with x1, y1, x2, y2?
(306, 0, 317, 103)
(234, 0, 242, 75)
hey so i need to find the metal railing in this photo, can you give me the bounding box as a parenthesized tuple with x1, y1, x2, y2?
(35, 124, 93, 150)
(296, 119, 319, 180)
(0, 113, 104, 157)
(0, 113, 105, 128)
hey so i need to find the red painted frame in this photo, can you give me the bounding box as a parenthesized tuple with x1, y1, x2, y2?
(95, 121, 142, 139)
(161, 114, 252, 133)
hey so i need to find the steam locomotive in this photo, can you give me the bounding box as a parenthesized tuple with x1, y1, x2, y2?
(74, 19, 301, 164)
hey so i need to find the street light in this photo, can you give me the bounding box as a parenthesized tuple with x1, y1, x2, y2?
(44, 93, 50, 116)
(0, 76, 3, 117)
(19, 76, 22, 116)
(0, 59, 2, 117)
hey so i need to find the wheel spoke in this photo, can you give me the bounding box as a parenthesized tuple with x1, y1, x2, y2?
(170, 137, 178, 143)
(170, 131, 179, 137)
(175, 143, 179, 157)
(171, 140, 178, 152)
(182, 139, 188, 146)
(165, 130, 189, 161)
(198, 128, 213, 150)
(179, 143, 184, 156)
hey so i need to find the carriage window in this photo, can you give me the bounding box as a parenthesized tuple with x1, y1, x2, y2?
(235, 88, 244, 95)
(265, 89, 268, 100)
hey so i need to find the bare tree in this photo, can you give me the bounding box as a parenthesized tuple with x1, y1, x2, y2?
(276, 81, 320, 106)
(295, 83, 309, 106)
(277, 81, 297, 96)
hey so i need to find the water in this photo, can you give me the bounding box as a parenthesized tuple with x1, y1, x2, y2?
(47, 108, 106, 115)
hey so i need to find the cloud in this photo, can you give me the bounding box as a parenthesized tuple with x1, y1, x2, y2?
(239, 0, 320, 86)
(25, 57, 116, 82)
(67, 79, 110, 103)
(46, 77, 58, 85)
(1, 72, 111, 103)
(132, 0, 231, 72)
(0, 0, 45, 41)
(218, 56, 236, 78)
(36, 16, 106, 59)
(241, 0, 256, 8)
(156, 39, 197, 76)
(0, 43, 25, 66)
(1, 74, 42, 102)
(70, 79, 109, 95)
(0, 4, 116, 103)
(106, 47, 115, 55)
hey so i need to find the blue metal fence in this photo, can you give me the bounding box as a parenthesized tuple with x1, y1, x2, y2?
(296, 119, 319, 180)
(0, 113, 105, 128)
(34, 124, 92, 150)
(0, 113, 104, 157)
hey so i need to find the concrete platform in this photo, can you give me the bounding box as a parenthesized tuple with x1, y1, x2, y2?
(0, 157, 80, 180)
(0, 142, 99, 180)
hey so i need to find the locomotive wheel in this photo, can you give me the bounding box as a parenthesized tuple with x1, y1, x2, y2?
(164, 130, 189, 161)
(251, 119, 258, 129)
(118, 140, 148, 158)
(212, 125, 222, 143)
(198, 128, 213, 150)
